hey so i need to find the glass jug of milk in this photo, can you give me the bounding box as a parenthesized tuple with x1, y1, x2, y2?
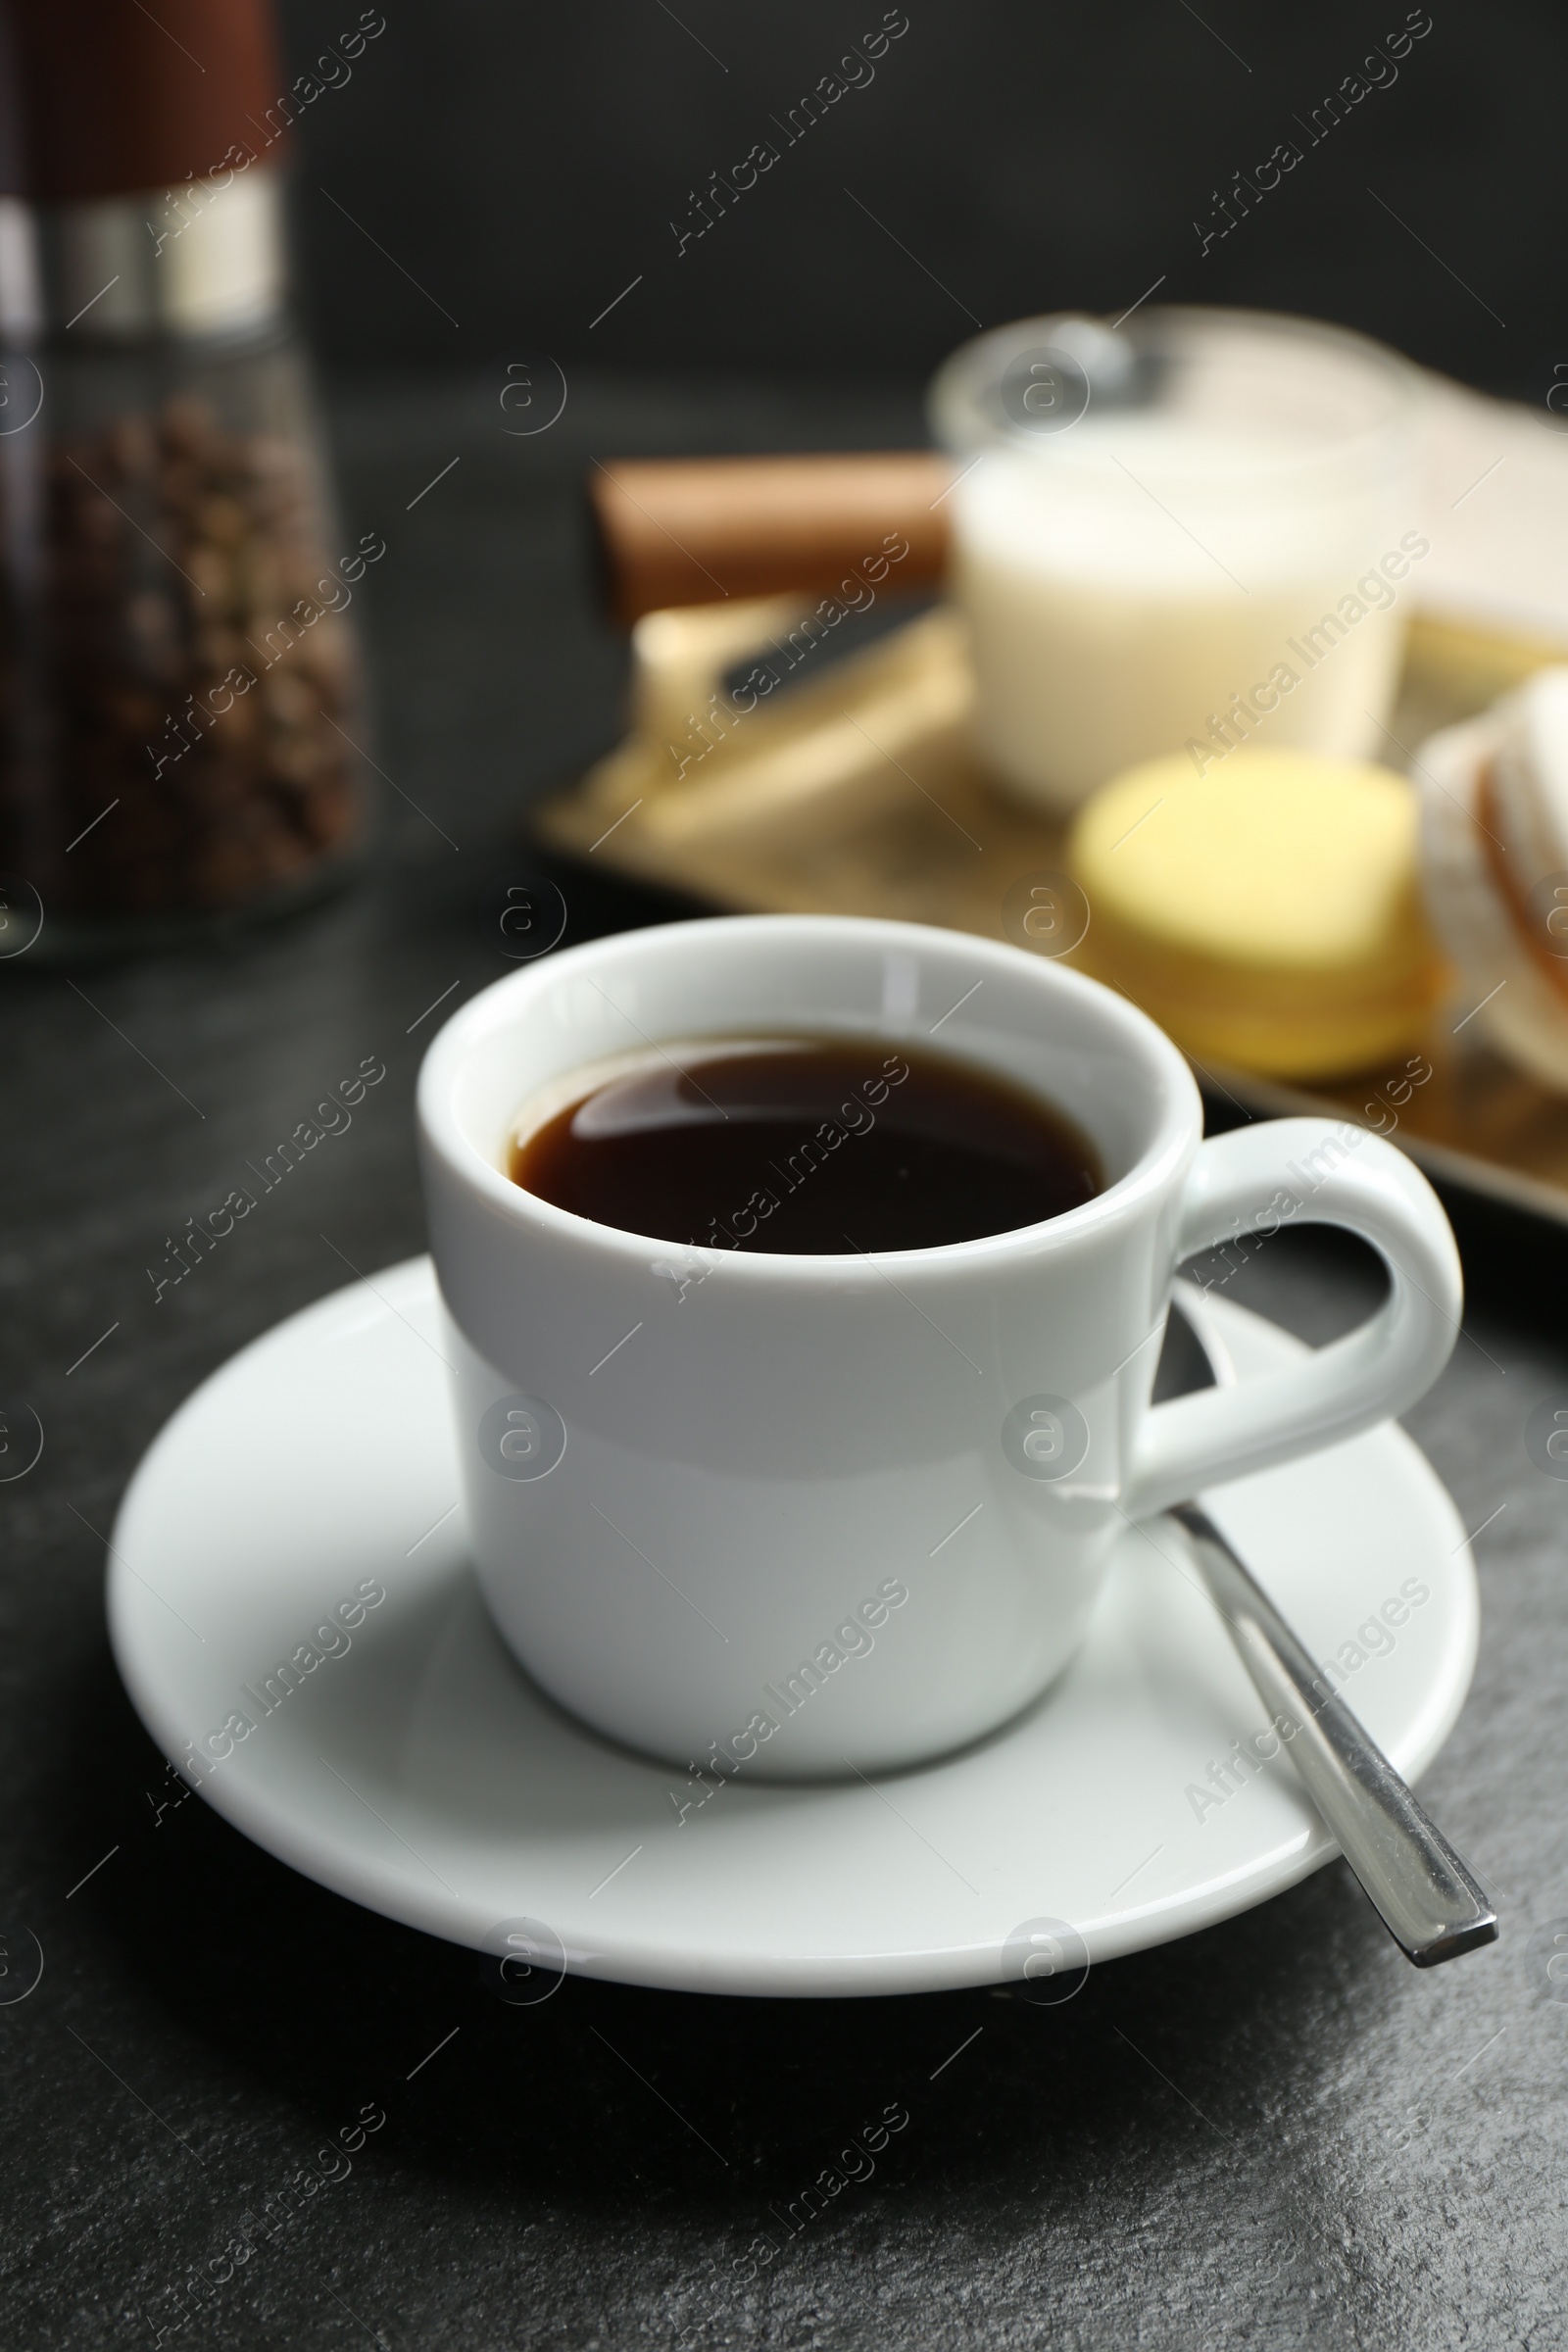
(929, 309, 1423, 815)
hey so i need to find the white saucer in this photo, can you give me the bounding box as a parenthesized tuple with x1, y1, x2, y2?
(108, 1260, 1479, 1999)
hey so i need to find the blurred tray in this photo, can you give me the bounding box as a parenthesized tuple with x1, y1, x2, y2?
(535, 594, 1568, 1230)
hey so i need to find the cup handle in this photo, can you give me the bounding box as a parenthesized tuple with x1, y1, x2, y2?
(1125, 1118, 1463, 1520)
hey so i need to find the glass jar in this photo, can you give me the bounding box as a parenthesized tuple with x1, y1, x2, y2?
(0, 166, 370, 956)
(928, 308, 1423, 814)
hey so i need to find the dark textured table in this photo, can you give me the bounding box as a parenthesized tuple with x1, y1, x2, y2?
(3, 372, 1565, 2352)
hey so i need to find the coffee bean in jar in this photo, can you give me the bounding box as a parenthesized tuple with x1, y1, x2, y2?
(0, 378, 373, 933)
(0, 0, 374, 955)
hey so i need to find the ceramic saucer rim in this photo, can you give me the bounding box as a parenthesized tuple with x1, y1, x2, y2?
(107, 1259, 1479, 1998)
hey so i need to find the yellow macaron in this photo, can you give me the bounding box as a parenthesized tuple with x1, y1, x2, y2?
(1065, 747, 1443, 1079)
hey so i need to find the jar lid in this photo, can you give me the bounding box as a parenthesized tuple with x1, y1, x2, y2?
(3, 0, 287, 203)
(0, 0, 292, 340)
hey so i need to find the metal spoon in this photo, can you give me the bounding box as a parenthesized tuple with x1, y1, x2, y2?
(1163, 1293, 1497, 1968)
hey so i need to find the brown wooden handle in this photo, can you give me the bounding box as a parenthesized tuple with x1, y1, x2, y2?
(588, 452, 952, 625)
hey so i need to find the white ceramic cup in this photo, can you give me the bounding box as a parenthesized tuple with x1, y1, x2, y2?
(417, 913, 1461, 1779)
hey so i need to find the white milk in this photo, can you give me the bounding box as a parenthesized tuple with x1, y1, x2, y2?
(951, 414, 1416, 813)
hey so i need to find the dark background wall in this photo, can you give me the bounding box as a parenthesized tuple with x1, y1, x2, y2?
(270, 0, 1564, 407)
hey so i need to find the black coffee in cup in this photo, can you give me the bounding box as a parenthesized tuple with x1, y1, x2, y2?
(509, 1036, 1102, 1252)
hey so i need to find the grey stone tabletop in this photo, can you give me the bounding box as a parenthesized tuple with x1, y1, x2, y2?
(2, 373, 1564, 2352)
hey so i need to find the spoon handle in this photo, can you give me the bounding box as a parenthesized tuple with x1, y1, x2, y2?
(1169, 1501, 1497, 1967)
